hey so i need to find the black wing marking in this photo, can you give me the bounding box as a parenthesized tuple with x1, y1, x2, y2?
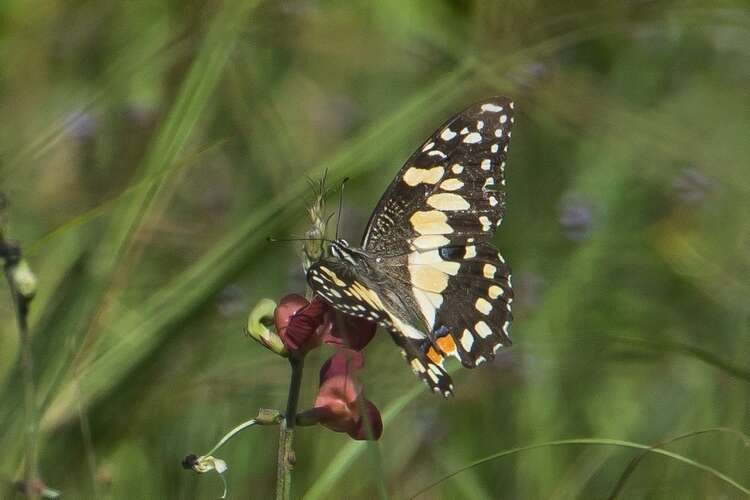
(362, 97, 515, 254)
(381, 241, 513, 369)
(389, 331, 455, 397)
(428, 243, 513, 367)
(308, 259, 457, 395)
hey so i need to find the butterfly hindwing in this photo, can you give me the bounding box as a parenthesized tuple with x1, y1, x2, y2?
(308, 259, 456, 395)
(307, 261, 387, 323)
(390, 333, 454, 397)
(430, 243, 513, 366)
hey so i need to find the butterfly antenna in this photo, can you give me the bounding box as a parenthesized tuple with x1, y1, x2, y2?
(267, 236, 335, 244)
(335, 177, 350, 240)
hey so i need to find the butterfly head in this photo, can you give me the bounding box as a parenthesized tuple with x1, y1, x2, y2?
(330, 238, 378, 270)
(329, 239, 358, 264)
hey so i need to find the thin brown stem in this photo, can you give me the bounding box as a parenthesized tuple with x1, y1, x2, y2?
(276, 356, 304, 500)
(1, 238, 40, 500)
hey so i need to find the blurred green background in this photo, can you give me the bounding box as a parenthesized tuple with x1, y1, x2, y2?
(1, 0, 749, 498)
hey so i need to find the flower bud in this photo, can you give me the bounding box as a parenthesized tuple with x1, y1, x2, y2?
(12, 259, 37, 300)
(246, 298, 289, 357)
(274, 294, 330, 357)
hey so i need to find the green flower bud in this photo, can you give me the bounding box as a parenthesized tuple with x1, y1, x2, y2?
(246, 298, 288, 357)
(12, 259, 37, 299)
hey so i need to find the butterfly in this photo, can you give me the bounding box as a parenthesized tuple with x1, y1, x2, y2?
(307, 98, 515, 396)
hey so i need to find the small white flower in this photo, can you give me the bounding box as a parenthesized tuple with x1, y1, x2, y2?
(192, 455, 228, 474)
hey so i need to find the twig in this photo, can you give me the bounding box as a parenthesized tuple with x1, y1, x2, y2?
(0, 195, 42, 500)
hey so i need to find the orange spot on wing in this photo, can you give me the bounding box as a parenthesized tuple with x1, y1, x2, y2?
(436, 334, 457, 354)
(426, 347, 443, 365)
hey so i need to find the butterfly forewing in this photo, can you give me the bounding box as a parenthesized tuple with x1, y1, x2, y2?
(362, 98, 514, 253)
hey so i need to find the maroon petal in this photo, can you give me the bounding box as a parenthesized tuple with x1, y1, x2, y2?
(297, 350, 383, 440)
(348, 399, 383, 441)
(317, 349, 364, 393)
(323, 312, 378, 351)
(275, 294, 329, 356)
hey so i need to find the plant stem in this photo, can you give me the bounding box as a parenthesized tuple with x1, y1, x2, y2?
(276, 356, 304, 500)
(1, 243, 40, 500)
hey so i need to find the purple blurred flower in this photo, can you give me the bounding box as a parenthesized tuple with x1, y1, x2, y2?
(510, 61, 550, 90)
(559, 194, 595, 242)
(67, 111, 97, 142)
(513, 271, 546, 315)
(672, 167, 713, 206)
(216, 284, 246, 317)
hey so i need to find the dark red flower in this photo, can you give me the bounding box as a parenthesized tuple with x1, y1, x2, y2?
(274, 294, 378, 356)
(274, 294, 330, 356)
(322, 311, 377, 352)
(296, 349, 382, 440)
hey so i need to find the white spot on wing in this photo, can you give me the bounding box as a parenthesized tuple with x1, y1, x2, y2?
(481, 103, 503, 112)
(475, 297, 492, 315)
(440, 178, 464, 191)
(410, 210, 453, 235)
(451, 164, 464, 174)
(389, 315, 426, 340)
(402, 166, 445, 187)
(413, 288, 443, 330)
(408, 249, 460, 275)
(422, 141, 435, 152)
(464, 132, 482, 144)
(460, 330, 474, 352)
(476, 321, 492, 338)
(440, 127, 457, 141)
(408, 262, 450, 292)
(427, 193, 470, 211)
(481, 159, 491, 171)
(412, 234, 450, 250)
(483, 264, 497, 278)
